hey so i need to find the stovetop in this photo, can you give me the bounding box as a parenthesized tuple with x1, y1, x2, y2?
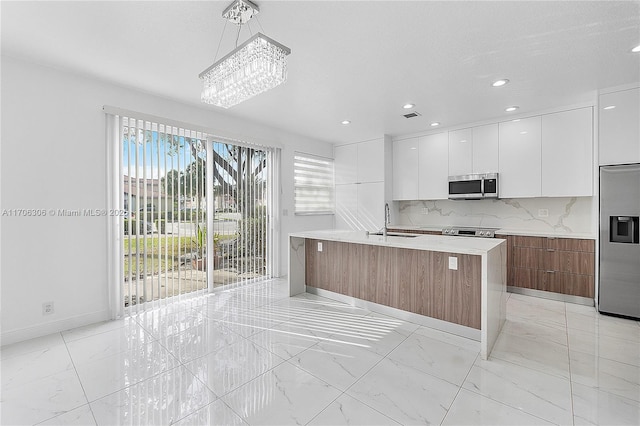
(441, 226, 498, 238)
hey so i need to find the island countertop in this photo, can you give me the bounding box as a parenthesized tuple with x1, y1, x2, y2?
(289, 229, 504, 255)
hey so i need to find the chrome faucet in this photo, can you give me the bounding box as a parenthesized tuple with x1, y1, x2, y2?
(383, 203, 390, 236)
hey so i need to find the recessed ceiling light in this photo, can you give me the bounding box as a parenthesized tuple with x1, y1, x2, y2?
(632, 44, 640, 53)
(505, 106, 519, 112)
(512, 119, 521, 122)
(403, 103, 415, 109)
(341, 120, 351, 125)
(520, 131, 528, 135)
(410, 147, 417, 150)
(492, 79, 510, 87)
(603, 105, 616, 110)
(430, 122, 440, 127)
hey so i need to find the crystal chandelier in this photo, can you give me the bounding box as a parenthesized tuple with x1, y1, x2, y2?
(199, 0, 291, 109)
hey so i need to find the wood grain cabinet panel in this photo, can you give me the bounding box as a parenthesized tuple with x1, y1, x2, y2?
(340, 242, 362, 298)
(546, 238, 595, 252)
(373, 246, 398, 307)
(396, 248, 419, 312)
(417, 250, 448, 319)
(505, 235, 595, 298)
(512, 236, 545, 248)
(305, 239, 482, 330)
(444, 254, 482, 329)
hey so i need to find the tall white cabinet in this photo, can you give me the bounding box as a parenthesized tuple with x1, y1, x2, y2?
(499, 116, 543, 198)
(599, 87, 640, 165)
(392, 137, 419, 200)
(541, 108, 593, 197)
(335, 136, 392, 231)
(418, 133, 449, 200)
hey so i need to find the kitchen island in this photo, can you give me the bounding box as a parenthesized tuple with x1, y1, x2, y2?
(288, 230, 506, 359)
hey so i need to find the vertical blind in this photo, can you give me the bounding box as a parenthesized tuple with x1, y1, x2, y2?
(108, 110, 277, 314)
(293, 153, 335, 215)
(121, 117, 209, 311)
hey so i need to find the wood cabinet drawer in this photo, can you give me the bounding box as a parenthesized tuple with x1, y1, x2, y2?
(545, 237, 595, 252)
(560, 273, 594, 298)
(512, 236, 546, 248)
(513, 247, 546, 269)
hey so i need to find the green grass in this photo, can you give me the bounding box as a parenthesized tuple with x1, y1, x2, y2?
(122, 234, 236, 278)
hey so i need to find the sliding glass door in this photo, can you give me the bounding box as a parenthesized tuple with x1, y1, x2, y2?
(113, 114, 276, 312)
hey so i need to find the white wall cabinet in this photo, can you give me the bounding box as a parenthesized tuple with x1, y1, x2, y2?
(448, 124, 499, 176)
(393, 137, 420, 200)
(499, 117, 542, 198)
(542, 108, 593, 197)
(335, 137, 391, 231)
(334, 143, 357, 185)
(418, 132, 449, 200)
(448, 128, 473, 176)
(599, 87, 640, 165)
(472, 124, 499, 173)
(357, 139, 385, 183)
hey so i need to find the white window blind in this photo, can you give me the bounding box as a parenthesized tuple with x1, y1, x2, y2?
(294, 153, 335, 215)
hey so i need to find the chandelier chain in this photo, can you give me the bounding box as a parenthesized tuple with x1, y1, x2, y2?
(235, 24, 241, 49)
(254, 15, 266, 34)
(213, 20, 229, 63)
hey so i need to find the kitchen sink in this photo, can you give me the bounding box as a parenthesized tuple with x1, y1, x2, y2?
(368, 232, 417, 238)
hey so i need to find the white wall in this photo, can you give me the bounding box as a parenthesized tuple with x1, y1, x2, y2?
(0, 56, 334, 345)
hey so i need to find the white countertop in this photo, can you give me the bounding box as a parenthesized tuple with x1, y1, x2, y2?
(387, 224, 596, 240)
(289, 229, 504, 255)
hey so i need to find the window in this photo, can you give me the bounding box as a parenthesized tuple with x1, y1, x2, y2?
(294, 153, 335, 215)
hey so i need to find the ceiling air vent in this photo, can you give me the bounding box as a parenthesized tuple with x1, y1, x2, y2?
(403, 111, 421, 119)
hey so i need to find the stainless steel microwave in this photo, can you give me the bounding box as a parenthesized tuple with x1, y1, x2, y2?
(448, 173, 499, 200)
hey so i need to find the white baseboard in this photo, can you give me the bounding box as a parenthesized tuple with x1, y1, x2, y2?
(1, 309, 111, 347)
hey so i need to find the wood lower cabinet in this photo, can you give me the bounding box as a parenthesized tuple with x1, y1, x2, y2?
(305, 239, 481, 329)
(497, 234, 595, 298)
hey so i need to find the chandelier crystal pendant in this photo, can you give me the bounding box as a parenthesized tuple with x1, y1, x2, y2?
(199, 0, 291, 109)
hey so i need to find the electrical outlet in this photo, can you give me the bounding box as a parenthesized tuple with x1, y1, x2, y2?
(448, 256, 458, 270)
(538, 209, 549, 217)
(317, 242, 323, 252)
(422, 207, 429, 215)
(42, 302, 54, 315)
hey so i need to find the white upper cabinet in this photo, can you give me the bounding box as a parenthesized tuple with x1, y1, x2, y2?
(335, 137, 391, 230)
(472, 124, 499, 173)
(393, 137, 420, 200)
(599, 87, 640, 165)
(357, 139, 385, 183)
(542, 107, 593, 197)
(499, 117, 542, 198)
(334, 143, 357, 185)
(418, 132, 449, 200)
(448, 124, 499, 176)
(448, 128, 473, 176)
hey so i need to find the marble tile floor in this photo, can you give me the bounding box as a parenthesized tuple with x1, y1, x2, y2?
(2, 278, 640, 425)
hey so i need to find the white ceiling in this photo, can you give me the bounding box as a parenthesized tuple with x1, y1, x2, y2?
(2, 1, 639, 144)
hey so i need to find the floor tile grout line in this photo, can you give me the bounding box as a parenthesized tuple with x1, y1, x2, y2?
(563, 301, 577, 426)
(461, 384, 563, 425)
(439, 351, 480, 426)
(60, 331, 100, 426)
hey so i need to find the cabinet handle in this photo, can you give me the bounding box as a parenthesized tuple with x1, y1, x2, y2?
(546, 249, 555, 252)
(546, 270, 556, 273)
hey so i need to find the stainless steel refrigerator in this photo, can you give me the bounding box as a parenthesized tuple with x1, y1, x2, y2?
(599, 163, 640, 319)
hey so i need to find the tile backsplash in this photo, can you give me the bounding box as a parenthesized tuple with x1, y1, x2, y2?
(397, 197, 594, 234)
